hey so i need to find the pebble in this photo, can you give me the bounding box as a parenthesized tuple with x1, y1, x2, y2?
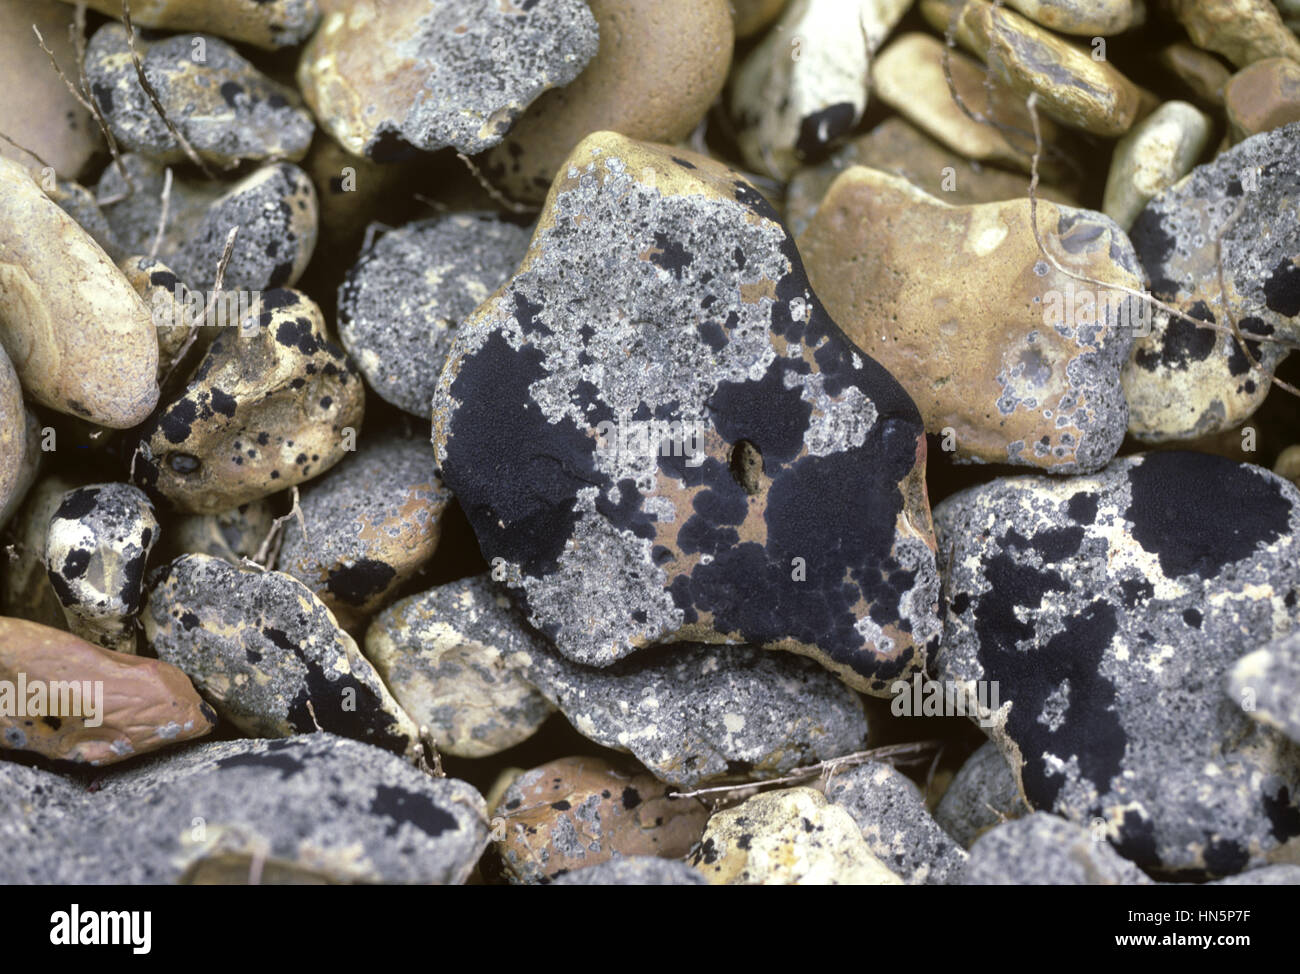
(168, 500, 276, 564)
(0, 735, 488, 884)
(550, 856, 708, 885)
(0, 405, 38, 530)
(480, 0, 733, 205)
(97, 154, 221, 260)
(1224, 57, 1300, 144)
(728, 0, 910, 177)
(144, 554, 423, 761)
(0, 157, 159, 428)
(298, 0, 598, 158)
(364, 577, 554, 758)
(132, 288, 365, 514)
(275, 434, 451, 629)
(690, 786, 904, 884)
(517, 641, 869, 789)
(962, 813, 1153, 884)
(824, 762, 969, 883)
(433, 132, 940, 694)
(337, 214, 532, 417)
(85, 24, 314, 168)
(118, 255, 201, 381)
(933, 451, 1300, 876)
(75, 0, 321, 50)
(492, 756, 710, 884)
(1123, 122, 1300, 441)
(999, 0, 1134, 34)
(0, 616, 215, 765)
(1170, 0, 1300, 69)
(800, 165, 1141, 473)
(1, 475, 77, 629)
(933, 740, 1027, 847)
(1276, 444, 1300, 487)
(47, 178, 124, 262)
(1228, 630, 1300, 745)
(0, 343, 25, 518)
(733, 0, 788, 38)
(1158, 43, 1233, 107)
(44, 483, 159, 655)
(1102, 101, 1212, 231)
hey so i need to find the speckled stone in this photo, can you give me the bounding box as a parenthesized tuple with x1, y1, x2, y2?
(518, 641, 869, 789)
(492, 756, 710, 884)
(298, 0, 598, 158)
(364, 576, 554, 758)
(1102, 101, 1212, 231)
(338, 214, 532, 416)
(1159, 43, 1233, 108)
(86, 24, 314, 168)
(801, 166, 1141, 473)
(550, 856, 708, 885)
(1171, 0, 1300, 69)
(0, 616, 215, 765)
(1, 475, 77, 629)
(691, 786, 904, 884)
(132, 288, 365, 514)
(1225, 58, 1300, 144)
(433, 132, 939, 695)
(823, 761, 968, 883)
(1209, 864, 1300, 885)
(1123, 122, 1300, 442)
(145, 554, 423, 760)
(0, 342, 24, 519)
(44, 484, 159, 655)
(168, 500, 276, 564)
(1229, 631, 1300, 745)
(962, 813, 1154, 884)
(733, 0, 788, 37)
(729, 0, 910, 178)
(0, 734, 487, 884)
(96, 154, 222, 261)
(480, 0, 733, 205)
(118, 256, 202, 382)
(999, 0, 1133, 34)
(934, 452, 1300, 876)
(275, 435, 450, 630)
(75, 0, 320, 50)
(0, 157, 159, 428)
(933, 740, 1027, 847)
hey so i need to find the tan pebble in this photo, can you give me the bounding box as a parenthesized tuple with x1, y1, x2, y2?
(0, 406, 40, 530)
(117, 256, 202, 383)
(1225, 57, 1300, 143)
(0, 341, 26, 518)
(732, 0, 788, 37)
(1275, 445, 1300, 486)
(1158, 42, 1233, 107)
(1170, 0, 1300, 69)
(1102, 100, 1213, 230)
(74, 0, 320, 50)
(999, 0, 1134, 35)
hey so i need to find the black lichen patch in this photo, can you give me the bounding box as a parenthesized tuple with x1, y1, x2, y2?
(325, 559, 398, 607)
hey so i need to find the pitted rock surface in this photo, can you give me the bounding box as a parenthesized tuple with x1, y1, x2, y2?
(75, 0, 320, 50)
(1229, 631, 1300, 745)
(551, 856, 708, 885)
(934, 739, 1028, 847)
(933, 452, 1300, 876)
(433, 132, 939, 694)
(962, 812, 1153, 884)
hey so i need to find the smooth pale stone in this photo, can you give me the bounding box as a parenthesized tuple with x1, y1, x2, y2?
(1225, 58, 1300, 143)
(0, 157, 159, 428)
(0, 406, 39, 530)
(72, 0, 320, 50)
(0, 341, 25, 519)
(1103, 101, 1213, 230)
(1001, 0, 1134, 35)
(1159, 43, 1232, 107)
(1276, 444, 1300, 487)
(1170, 0, 1300, 69)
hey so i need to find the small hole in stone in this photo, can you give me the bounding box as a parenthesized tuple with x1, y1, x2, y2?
(729, 440, 763, 495)
(169, 453, 201, 474)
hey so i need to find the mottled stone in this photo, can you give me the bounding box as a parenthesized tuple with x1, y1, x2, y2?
(480, 0, 733, 205)
(1171, 0, 1300, 69)
(168, 500, 276, 564)
(145, 554, 423, 760)
(550, 856, 707, 885)
(934, 740, 1028, 847)
(365, 577, 553, 758)
(963, 813, 1153, 884)
(86, 24, 313, 168)
(118, 255, 202, 382)
(0, 342, 24, 518)
(1103, 101, 1212, 231)
(299, 0, 597, 158)
(691, 786, 904, 884)
(433, 132, 939, 694)
(1123, 122, 1300, 441)
(338, 214, 531, 416)
(75, 0, 320, 50)
(0, 616, 215, 765)
(1159, 43, 1233, 108)
(733, 0, 788, 37)
(1229, 631, 1300, 745)
(801, 166, 1141, 473)
(97, 154, 222, 261)
(45, 484, 159, 655)
(0, 157, 159, 428)
(1, 475, 76, 629)
(0, 735, 487, 884)
(1209, 864, 1300, 884)
(934, 452, 1300, 876)
(1225, 58, 1300, 144)
(492, 756, 710, 884)
(1000, 0, 1133, 34)
(132, 288, 365, 514)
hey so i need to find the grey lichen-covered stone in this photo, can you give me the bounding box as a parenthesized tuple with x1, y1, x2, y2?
(97, 154, 222, 263)
(144, 554, 423, 761)
(85, 25, 313, 168)
(432, 131, 939, 696)
(364, 576, 554, 758)
(75, 0, 320, 51)
(1102, 101, 1213, 231)
(518, 641, 869, 789)
(934, 740, 1028, 847)
(45, 483, 159, 655)
(1209, 864, 1300, 885)
(823, 761, 968, 884)
(550, 856, 708, 885)
(934, 451, 1300, 877)
(1123, 121, 1300, 442)
(1229, 631, 1300, 745)
(338, 214, 531, 416)
(0, 735, 487, 884)
(298, 0, 599, 158)
(962, 813, 1154, 885)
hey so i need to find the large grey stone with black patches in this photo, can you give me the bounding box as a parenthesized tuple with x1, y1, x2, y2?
(44, 483, 158, 656)
(934, 740, 1028, 847)
(1124, 121, 1300, 441)
(144, 554, 422, 760)
(85, 25, 313, 168)
(962, 812, 1154, 885)
(518, 640, 869, 789)
(338, 214, 531, 416)
(432, 132, 938, 696)
(1229, 631, 1300, 744)
(935, 451, 1300, 877)
(823, 761, 968, 884)
(0, 734, 486, 884)
(550, 856, 708, 885)
(1208, 864, 1300, 885)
